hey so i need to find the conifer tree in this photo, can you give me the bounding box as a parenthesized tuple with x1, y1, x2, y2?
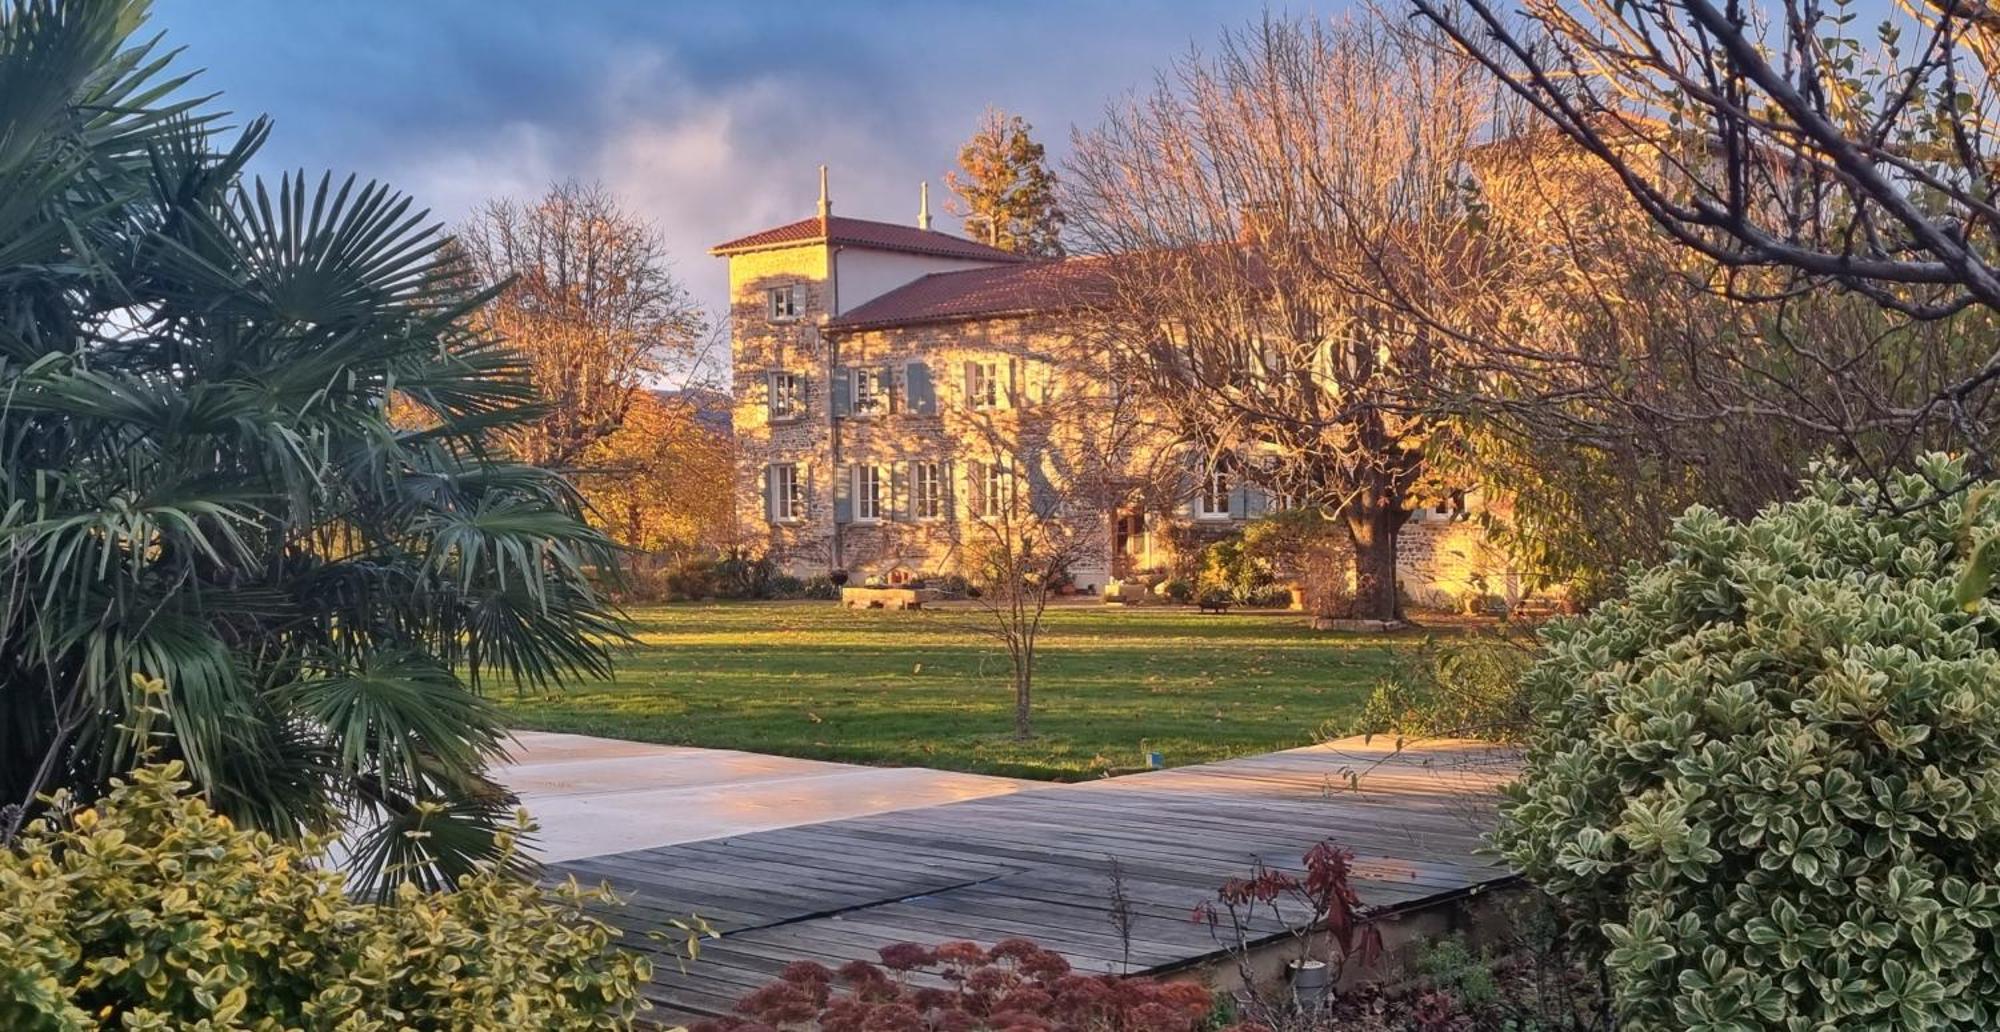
(945, 108, 1066, 257)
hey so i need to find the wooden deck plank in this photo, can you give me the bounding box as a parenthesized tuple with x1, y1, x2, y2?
(548, 736, 1517, 1026)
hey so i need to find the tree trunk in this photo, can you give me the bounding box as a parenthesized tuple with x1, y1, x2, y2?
(1345, 501, 1402, 622)
(1013, 664, 1033, 739)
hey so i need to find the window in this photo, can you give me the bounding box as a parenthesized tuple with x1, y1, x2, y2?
(968, 360, 1000, 409)
(853, 464, 883, 522)
(981, 462, 1008, 518)
(767, 284, 802, 321)
(770, 463, 803, 522)
(1197, 470, 1231, 520)
(911, 462, 943, 520)
(852, 368, 886, 416)
(768, 372, 802, 421)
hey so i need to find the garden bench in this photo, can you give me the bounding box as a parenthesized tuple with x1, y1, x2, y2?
(1197, 598, 1232, 614)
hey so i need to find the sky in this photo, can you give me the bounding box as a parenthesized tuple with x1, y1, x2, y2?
(148, 1, 1272, 322)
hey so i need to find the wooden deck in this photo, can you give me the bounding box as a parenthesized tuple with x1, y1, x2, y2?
(549, 736, 1519, 1027)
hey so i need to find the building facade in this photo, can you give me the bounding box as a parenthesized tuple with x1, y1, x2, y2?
(713, 175, 1527, 605)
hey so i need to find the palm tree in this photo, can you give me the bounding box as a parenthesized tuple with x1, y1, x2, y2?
(0, 0, 626, 893)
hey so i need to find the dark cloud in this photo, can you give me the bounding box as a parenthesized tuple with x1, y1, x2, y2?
(150, 0, 1285, 314)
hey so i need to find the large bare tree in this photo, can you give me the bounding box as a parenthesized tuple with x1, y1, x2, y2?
(1066, 14, 1512, 619)
(458, 180, 705, 469)
(1407, 0, 2000, 472)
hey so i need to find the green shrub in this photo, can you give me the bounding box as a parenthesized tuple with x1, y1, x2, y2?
(1161, 578, 1195, 603)
(710, 549, 776, 599)
(0, 763, 666, 1030)
(657, 555, 713, 600)
(1361, 631, 1537, 741)
(1198, 535, 1277, 604)
(767, 574, 807, 599)
(1415, 936, 1502, 1013)
(1495, 456, 2000, 1029)
(800, 575, 840, 601)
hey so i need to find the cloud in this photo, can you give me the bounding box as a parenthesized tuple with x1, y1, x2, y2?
(149, 0, 1271, 317)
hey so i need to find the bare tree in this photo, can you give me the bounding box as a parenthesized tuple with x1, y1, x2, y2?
(1066, 14, 1513, 620)
(458, 180, 706, 469)
(1407, 0, 2000, 471)
(958, 322, 1177, 739)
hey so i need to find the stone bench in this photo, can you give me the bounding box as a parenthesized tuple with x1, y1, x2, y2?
(840, 586, 937, 610)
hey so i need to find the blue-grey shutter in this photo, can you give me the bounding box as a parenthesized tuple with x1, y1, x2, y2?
(905, 362, 935, 415)
(966, 459, 985, 517)
(891, 462, 907, 521)
(1028, 462, 1058, 519)
(765, 373, 778, 421)
(1004, 358, 1020, 408)
(1245, 485, 1269, 519)
(1229, 481, 1249, 520)
(879, 366, 897, 413)
(941, 460, 956, 520)
(963, 361, 979, 408)
(833, 464, 852, 523)
(763, 465, 776, 522)
(831, 367, 851, 417)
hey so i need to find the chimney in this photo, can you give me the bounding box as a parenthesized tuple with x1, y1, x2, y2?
(817, 165, 831, 232)
(917, 182, 932, 231)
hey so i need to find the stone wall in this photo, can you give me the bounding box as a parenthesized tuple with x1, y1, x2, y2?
(723, 240, 1535, 601)
(1396, 511, 1527, 609)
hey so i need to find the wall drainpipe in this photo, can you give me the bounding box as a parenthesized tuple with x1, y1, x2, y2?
(825, 243, 843, 575)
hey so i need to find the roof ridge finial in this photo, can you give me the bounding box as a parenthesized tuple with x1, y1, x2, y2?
(918, 181, 931, 231)
(817, 165, 831, 231)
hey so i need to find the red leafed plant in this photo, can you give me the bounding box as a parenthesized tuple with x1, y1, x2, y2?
(1193, 840, 1382, 1028)
(693, 938, 1214, 1032)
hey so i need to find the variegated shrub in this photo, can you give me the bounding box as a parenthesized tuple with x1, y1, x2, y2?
(1495, 455, 2000, 1030)
(0, 763, 654, 1031)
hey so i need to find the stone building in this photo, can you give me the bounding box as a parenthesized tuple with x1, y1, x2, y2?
(712, 172, 1527, 604)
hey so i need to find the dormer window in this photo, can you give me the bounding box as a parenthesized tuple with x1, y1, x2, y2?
(767, 284, 802, 322)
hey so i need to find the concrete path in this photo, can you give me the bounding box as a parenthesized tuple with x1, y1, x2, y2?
(496, 731, 1035, 862)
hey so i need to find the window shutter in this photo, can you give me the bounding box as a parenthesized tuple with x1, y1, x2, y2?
(963, 361, 978, 408)
(1245, 485, 1268, 519)
(941, 460, 956, 520)
(1229, 482, 1249, 520)
(763, 465, 776, 522)
(879, 366, 897, 413)
(904, 362, 934, 415)
(831, 367, 851, 417)
(1028, 463, 1057, 519)
(966, 459, 985, 517)
(833, 464, 852, 524)
(1004, 358, 1020, 408)
(891, 461, 907, 521)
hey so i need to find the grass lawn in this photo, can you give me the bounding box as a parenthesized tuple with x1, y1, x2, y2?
(496, 601, 1427, 781)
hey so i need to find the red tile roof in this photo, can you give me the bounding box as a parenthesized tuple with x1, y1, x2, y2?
(827, 257, 1114, 332)
(709, 215, 1027, 263)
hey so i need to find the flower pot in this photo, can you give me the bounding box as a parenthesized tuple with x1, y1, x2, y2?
(1287, 958, 1330, 1009)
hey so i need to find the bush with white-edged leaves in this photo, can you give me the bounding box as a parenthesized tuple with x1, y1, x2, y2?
(1495, 455, 2000, 1030)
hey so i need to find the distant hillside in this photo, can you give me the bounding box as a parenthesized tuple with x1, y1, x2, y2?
(652, 387, 732, 435)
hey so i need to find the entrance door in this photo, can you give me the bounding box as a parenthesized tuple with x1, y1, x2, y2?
(1112, 511, 1149, 578)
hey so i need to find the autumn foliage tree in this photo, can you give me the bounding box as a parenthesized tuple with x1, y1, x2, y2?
(946, 108, 1067, 257)
(457, 180, 705, 470)
(577, 390, 736, 556)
